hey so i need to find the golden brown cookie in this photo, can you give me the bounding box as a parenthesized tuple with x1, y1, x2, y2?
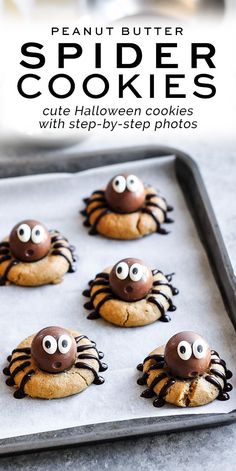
(0, 229, 76, 287)
(81, 181, 174, 240)
(137, 332, 233, 407)
(83, 265, 178, 327)
(3, 328, 107, 399)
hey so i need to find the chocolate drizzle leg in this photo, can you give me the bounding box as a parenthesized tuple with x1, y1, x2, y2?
(87, 295, 114, 320)
(75, 363, 105, 384)
(3, 349, 35, 398)
(5, 354, 31, 373)
(0, 242, 10, 248)
(153, 278, 179, 296)
(147, 296, 171, 322)
(153, 379, 176, 407)
(0, 259, 20, 286)
(12, 347, 31, 355)
(137, 364, 174, 407)
(81, 186, 174, 237)
(89, 210, 111, 236)
(84, 288, 113, 311)
(75, 335, 107, 384)
(137, 355, 165, 385)
(141, 208, 169, 235)
(140, 369, 176, 407)
(14, 370, 36, 399)
(81, 190, 111, 235)
(148, 272, 178, 322)
(144, 192, 174, 233)
(83, 272, 117, 320)
(0, 242, 19, 285)
(205, 351, 233, 400)
(50, 231, 77, 273)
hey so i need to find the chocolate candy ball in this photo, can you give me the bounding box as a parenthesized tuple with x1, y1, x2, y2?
(31, 326, 77, 373)
(109, 258, 153, 302)
(105, 174, 145, 213)
(9, 219, 51, 263)
(164, 331, 211, 379)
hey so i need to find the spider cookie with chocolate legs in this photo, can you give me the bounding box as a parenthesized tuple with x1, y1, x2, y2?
(83, 258, 179, 327)
(81, 173, 173, 239)
(137, 332, 233, 408)
(3, 326, 107, 399)
(0, 220, 77, 286)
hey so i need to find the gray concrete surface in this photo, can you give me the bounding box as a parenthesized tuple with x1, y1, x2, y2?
(0, 424, 235, 471)
(0, 134, 235, 470)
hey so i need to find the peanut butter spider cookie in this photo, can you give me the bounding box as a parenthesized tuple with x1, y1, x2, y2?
(81, 173, 174, 239)
(0, 219, 77, 286)
(83, 258, 179, 327)
(3, 326, 107, 399)
(137, 332, 233, 408)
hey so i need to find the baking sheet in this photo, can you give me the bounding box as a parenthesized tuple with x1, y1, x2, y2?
(0, 156, 235, 440)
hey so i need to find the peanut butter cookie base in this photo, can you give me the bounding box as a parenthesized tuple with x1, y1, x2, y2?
(84, 268, 178, 327)
(82, 186, 173, 240)
(5, 330, 102, 399)
(0, 231, 75, 287)
(139, 346, 232, 407)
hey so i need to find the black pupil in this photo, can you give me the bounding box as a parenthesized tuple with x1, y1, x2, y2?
(180, 346, 186, 354)
(35, 229, 40, 236)
(130, 180, 134, 184)
(62, 340, 68, 348)
(45, 340, 51, 349)
(132, 268, 138, 275)
(117, 267, 122, 274)
(19, 229, 24, 235)
(197, 344, 203, 353)
(115, 180, 119, 186)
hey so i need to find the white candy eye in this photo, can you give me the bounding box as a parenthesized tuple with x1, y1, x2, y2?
(116, 262, 129, 280)
(112, 176, 126, 193)
(126, 175, 141, 193)
(58, 335, 72, 354)
(42, 335, 57, 355)
(129, 263, 143, 282)
(177, 341, 192, 361)
(193, 340, 206, 359)
(17, 224, 31, 243)
(31, 225, 46, 244)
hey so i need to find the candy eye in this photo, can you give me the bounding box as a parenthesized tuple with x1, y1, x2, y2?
(42, 335, 57, 355)
(177, 341, 192, 361)
(126, 175, 140, 192)
(129, 263, 143, 282)
(17, 224, 31, 243)
(193, 340, 206, 359)
(58, 335, 72, 354)
(31, 225, 46, 244)
(112, 176, 126, 193)
(115, 262, 129, 280)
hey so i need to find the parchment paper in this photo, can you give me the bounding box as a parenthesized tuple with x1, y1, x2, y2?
(0, 156, 235, 440)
